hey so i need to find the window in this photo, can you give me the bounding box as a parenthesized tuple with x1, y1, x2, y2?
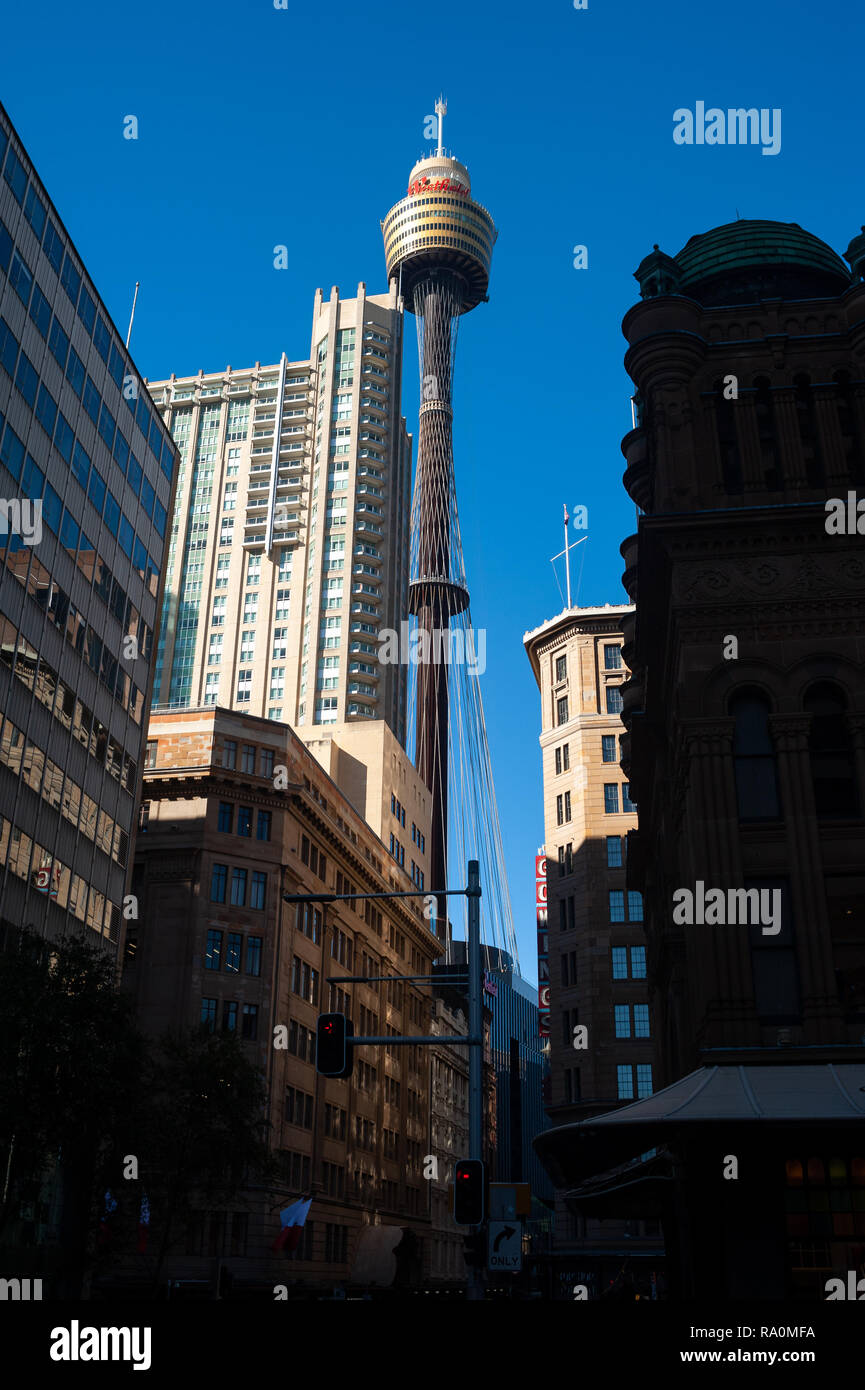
(628, 891, 643, 922)
(556, 794, 564, 827)
(602, 735, 617, 763)
(242, 744, 256, 774)
(564, 791, 571, 821)
(230, 867, 247, 906)
(554, 743, 570, 776)
(606, 686, 623, 714)
(237, 806, 252, 837)
(144, 740, 158, 769)
(225, 933, 242, 973)
(804, 683, 859, 818)
(615, 1004, 631, 1038)
(260, 749, 275, 779)
(201, 998, 217, 1033)
(604, 644, 623, 670)
(246, 937, 262, 976)
(609, 891, 625, 922)
(634, 1004, 650, 1038)
(222, 740, 237, 770)
(211, 864, 228, 903)
(622, 784, 636, 814)
(205, 929, 222, 970)
(223, 1001, 238, 1032)
(731, 691, 780, 821)
(606, 835, 623, 867)
(604, 784, 619, 814)
(636, 1065, 653, 1098)
(561, 948, 578, 985)
(564, 1068, 581, 1104)
(218, 802, 233, 833)
(257, 810, 272, 841)
(555, 654, 567, 682)
(556, 696, 568, 726)
(617, 1065, 633, 1100)
(612, 946, 628, 980)
(631, 946, 646, 978)
(242, 1004, 258, 1040)
(251, 871, 267, 910)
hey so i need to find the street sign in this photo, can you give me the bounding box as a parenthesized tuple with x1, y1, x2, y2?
(489, 1183, 531, 1220)
(487, 1221, 522, 1272)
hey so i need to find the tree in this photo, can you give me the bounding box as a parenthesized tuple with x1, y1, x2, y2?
(0, 928, 143, 1296)
(125, 1027, 275, 1295)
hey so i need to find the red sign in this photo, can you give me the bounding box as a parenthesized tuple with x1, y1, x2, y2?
(536, 850, 550, 1036)
(407, 176, 469, 198)
(33, 863, 60, 898)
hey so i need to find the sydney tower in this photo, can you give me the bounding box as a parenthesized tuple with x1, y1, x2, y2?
(382, 100, 497, 930)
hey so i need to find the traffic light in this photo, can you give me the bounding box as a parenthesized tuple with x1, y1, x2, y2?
(316, 1012, 354, 1078)
(453, 1158, 487, 1225)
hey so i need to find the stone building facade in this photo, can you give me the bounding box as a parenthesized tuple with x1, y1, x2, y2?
(122, 705, 442, 1293)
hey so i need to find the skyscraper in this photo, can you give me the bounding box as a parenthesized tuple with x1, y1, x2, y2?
(0, 101, 175, 953)
(147, 282, 411, 740)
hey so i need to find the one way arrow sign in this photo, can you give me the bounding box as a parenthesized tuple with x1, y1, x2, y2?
(487, 1221, 522, 1271)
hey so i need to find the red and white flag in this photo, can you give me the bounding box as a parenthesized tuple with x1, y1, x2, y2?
(272, 1197, 312, 1253)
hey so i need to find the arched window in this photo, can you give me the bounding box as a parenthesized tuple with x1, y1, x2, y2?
(754, 376, 782, 490)
(833, 370, 865, 485)
(715, 380, 743, 494)
(803, 682, 859, 818)
(730, 690, 780, 820)
(793, 374, 824, 488)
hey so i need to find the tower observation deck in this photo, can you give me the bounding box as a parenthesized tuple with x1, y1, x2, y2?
(382, 102, 513, 964)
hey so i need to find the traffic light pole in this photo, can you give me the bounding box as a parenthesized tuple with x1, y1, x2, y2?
(466, 858, 484, 1303)
(291, 858, 487, 1301)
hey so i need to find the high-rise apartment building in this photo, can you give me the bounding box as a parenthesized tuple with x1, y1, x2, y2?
(524, 603, 661, 1294)
(147, 283, 411, 742)
(0, 103, 175, 953)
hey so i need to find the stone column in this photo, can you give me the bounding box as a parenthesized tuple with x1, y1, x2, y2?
(680, 718, 753, 1047)
(768, 713, 840, 1041)
(772, 389, 809, 493)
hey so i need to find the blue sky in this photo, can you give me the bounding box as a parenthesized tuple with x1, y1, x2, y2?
(2, 0, 860, 982)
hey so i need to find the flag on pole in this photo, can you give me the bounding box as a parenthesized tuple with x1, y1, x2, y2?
(272, 1197, 312, 1253)
(137, 1194, 150, 1254)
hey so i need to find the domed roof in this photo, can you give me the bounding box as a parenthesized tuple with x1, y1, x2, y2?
(634, 219, 854, 305)
(675, 220, 851, 290)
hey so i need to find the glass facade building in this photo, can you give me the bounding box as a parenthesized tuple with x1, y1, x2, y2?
(0, 102, 176, 953)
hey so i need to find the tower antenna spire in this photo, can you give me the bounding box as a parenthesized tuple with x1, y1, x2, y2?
(435, 95, 447, 156)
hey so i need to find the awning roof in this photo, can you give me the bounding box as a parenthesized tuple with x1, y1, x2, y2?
(535, 1064, 865, 1187)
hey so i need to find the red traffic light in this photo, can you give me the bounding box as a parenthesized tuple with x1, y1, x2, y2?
(316, 1013, 353, 1078)
(453, 1159, 486, 1225)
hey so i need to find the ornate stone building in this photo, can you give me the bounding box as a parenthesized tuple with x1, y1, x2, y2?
(536, 220, 865, 1301)
(117, 705, 440, 1295)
